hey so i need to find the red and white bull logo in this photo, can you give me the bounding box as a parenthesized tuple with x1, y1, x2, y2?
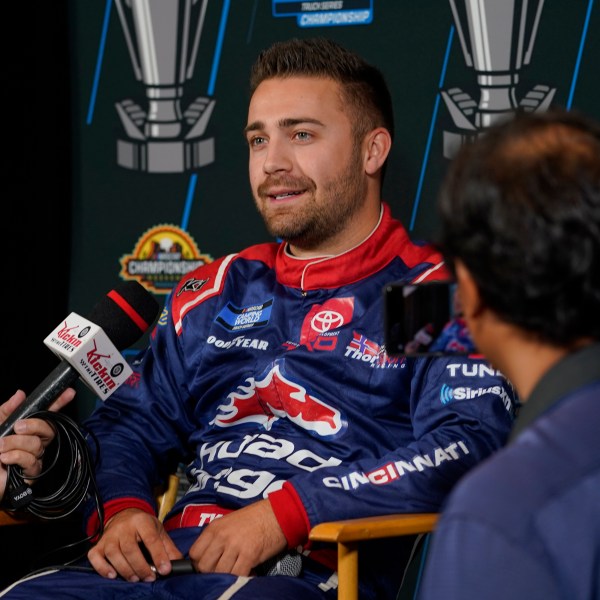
(211, 364, 343, 437)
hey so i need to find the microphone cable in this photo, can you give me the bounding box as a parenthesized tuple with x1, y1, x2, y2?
(2, 410, 105, 565)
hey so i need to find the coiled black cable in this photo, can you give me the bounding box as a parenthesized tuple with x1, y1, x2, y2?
(3, 410, 105, 560)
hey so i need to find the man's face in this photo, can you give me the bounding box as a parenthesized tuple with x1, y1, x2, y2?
(245, 76, 368, 255)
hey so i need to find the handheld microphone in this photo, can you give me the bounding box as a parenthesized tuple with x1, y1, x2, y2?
(0, 281, 159, 438)
(153, 553, 303, 578)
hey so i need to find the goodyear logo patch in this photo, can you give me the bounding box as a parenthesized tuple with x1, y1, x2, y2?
(216, 299, 273, 332)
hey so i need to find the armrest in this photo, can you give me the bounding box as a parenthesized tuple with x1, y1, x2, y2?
(309, 512, 438, 543)
(309, 513, 438, 600)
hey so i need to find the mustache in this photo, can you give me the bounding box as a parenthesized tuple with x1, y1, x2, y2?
(257, 176, 315, 198)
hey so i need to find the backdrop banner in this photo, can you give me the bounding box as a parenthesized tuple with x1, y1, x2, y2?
(69, 0, 599, 416)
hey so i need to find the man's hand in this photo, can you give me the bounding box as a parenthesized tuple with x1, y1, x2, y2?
(189, 499, 287, 576)
(87, 508, 183, 581)
(0, 388, 76, 499)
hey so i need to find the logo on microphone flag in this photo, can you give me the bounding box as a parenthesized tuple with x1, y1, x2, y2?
(44, 313, 133, 398)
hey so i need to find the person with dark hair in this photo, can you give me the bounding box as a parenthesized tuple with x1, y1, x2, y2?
(1, 38, 515, 599)
(418, 108, 600, 600)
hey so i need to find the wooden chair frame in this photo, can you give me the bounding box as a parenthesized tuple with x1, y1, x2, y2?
(309, 513, 438, 600)
(156, 473, 180, 522)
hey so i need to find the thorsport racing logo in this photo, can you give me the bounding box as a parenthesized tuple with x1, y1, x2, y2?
(211, 364, 343, 437)
(345, 331, 400, 368)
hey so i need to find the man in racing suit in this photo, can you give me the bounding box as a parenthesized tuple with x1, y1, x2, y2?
(1, 38, 516, 599)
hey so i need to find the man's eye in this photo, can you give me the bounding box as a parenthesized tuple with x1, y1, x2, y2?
(249, 136, 266, 147)
(295, 131, 311, 141)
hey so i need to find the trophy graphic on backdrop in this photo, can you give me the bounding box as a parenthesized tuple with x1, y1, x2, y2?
(442, 0, 555, 158)
(113, 0, 215, 173)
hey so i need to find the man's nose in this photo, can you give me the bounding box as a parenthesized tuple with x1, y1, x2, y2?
(262, 137, 293, 174)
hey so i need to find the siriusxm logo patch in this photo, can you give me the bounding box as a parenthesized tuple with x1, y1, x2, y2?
(216, 299, 273, 332)
(440, 384, 511, 407)
(440, 384, 455, 405)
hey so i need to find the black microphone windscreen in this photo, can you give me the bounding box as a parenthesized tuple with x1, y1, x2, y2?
(0, 282, 160, 439)
(87, 281, 160, 350)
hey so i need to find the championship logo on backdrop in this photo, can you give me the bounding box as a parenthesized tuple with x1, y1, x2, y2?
(272, 0, 373, 27)
(441, 0, 555, 158)
(120, 225, 213, 294)
(113, 0, 217, 173)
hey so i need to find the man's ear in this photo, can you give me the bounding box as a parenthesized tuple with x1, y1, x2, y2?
(364, 128, 392, 175)
(454, 260, 484, 320)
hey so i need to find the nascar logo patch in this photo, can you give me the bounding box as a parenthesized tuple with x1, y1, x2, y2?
(215, 299, 273, 332)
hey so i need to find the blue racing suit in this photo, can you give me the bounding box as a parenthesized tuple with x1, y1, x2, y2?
(1, 204, 516, 599)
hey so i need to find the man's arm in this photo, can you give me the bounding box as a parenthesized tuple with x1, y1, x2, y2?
(188, 499, 287, 576)
(184, 356, 516, 577)
(87, 508, 184, 581)
(264, 356, 517, 549)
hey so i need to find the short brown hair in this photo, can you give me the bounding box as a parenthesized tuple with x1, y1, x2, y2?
(249, 37, 394, 142)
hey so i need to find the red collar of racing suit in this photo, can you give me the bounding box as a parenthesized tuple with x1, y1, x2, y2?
(273, 202, 443, 291)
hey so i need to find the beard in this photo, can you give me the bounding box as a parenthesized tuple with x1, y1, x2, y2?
(254, 146, 367, 252)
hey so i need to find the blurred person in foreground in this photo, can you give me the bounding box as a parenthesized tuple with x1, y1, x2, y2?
(419, 108, 600, 600)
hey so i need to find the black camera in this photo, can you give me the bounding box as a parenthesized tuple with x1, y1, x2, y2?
(383, 280, 476, 357)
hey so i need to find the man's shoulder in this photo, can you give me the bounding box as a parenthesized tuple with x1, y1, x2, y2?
(443, 416, 600, 526)
(174, 242, 279, 292)
(168, 242, 280, 333)
(443, 447, 522, 516)
(237, 241, 280, 264)
(382, 205, 448, 280)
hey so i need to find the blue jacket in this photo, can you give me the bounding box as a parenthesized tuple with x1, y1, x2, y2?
(83, 203, 516, 596)
(418, 343, 600, 600)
